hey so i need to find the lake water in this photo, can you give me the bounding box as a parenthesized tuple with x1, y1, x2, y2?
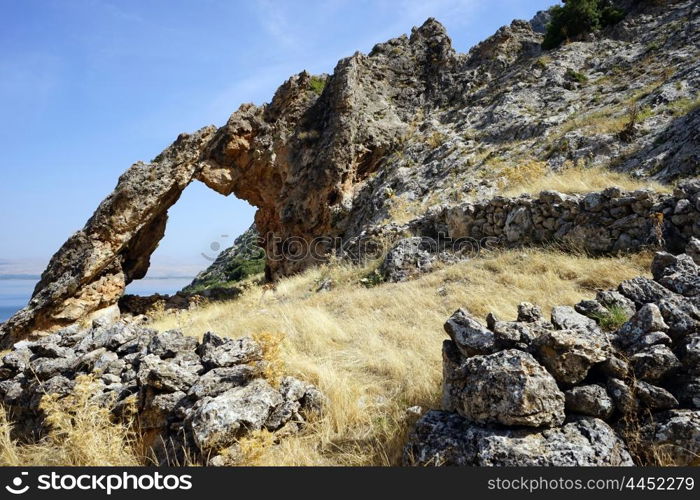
(0, 277, 194, 323)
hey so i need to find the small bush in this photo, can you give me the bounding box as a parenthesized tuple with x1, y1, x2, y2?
(599, 3, 626, 26)
(309, 75, 327, 96)
(359, 269, 384, 288)
(668, 96, 700, 117)
(252, 331, 286, 386)
(534, 56, 551, 70)
(592, 304, 631, 331)
(426, 131, 447, 149)
(565, 68, 589, 84)
(619, 104, 640, 142)
(646, 40, 662, 51)
(543, 0, 627, 50)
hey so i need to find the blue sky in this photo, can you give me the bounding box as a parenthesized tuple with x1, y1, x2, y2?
(0, 0, 554, 277)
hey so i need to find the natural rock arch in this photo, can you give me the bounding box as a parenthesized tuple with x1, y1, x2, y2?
(0, 19, 459, 344)
(5, 1, 697, 344)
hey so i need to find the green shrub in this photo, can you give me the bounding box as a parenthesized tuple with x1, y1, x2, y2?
(309, 75, 327, 96)
(359, 270, 384, 288)
(565, 68, 589, 83)
(221, 253, 266, 282)
(542, 0, 627, 50)
(534, 56, 551, 70)
(599, 3, 626, 26)
(592, 304, 631, 331)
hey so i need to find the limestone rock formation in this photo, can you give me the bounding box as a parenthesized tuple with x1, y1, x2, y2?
(2, 0, 699, 343)
(405, 250, 700, 466)
(442, 346, 565, 428)
(404, 411, 633, 466)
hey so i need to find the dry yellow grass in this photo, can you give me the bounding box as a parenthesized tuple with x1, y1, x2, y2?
(0, 249, 653, 466)
(500, 164, 671, 197)
(0, 375, 143, 466)
(149, 248, 652, 466)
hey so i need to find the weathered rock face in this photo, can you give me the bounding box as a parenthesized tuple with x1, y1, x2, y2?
(405, 250, 700, 466)
(0, 18, 461, 344)
(404, 411, 633, 466)
(1, 129, 215, 344)
(3, 0, 699, 342)
(0, 323, 324, 465)
(443, 345, 565, 428)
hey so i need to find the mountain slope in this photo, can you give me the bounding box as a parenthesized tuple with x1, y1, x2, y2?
(192, 0, 699, 292)
(2, 0, 698, 342)
(182, 225, 264, 293)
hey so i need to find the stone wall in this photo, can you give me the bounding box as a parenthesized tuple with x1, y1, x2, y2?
(426, 181, 700, 255)
(378, 181, 700, 282)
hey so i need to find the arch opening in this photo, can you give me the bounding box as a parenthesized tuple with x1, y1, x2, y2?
(119, 179, 258, 315)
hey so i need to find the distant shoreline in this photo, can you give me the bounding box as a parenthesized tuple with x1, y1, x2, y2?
(0, 275, 195, 281)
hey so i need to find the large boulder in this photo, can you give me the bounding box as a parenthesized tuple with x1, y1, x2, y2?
(443, 346, 564, 428)
(534, 328, 609, 384)
(614, 303, 670, 352)
(443, 309, 495, 357)
(379, 237, 436, 282)
(188, 379, 284, 450)
(630, 345, 681, 382)
(651, 252, 700, 297)
(403, 411, 633, 466)
(564, 385, 614, 419)
(197, 333, 263, 368)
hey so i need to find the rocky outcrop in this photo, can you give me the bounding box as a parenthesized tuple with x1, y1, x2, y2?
(3, 0, 699, 342)
(0, 323, 324, 465)
(0, 129, 215, 344)
(404, 249, 700, 466)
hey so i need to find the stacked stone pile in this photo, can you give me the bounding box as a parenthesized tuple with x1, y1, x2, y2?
(381, 181, 700, 282)
(404, 248, 700, 466)
(0, 323, 324, 465)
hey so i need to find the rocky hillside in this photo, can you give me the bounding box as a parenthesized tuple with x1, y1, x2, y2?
(4, 0, 700, 469)
(2, 0, 698, 342)
(186, 0, 699, 292)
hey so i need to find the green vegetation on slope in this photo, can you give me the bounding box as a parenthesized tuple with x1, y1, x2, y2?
(183, 225, 265, 294)
(543, 0, 626, 50)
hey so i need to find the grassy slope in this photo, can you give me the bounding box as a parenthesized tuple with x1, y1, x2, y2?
(150, 248, 652, 465)
(0, 248, 652, 465)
